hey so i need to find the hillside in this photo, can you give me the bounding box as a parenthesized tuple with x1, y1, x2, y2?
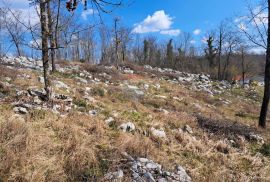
(0, 57, 270, 182)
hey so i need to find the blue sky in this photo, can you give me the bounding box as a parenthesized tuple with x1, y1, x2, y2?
(2, 0, 260, 37)
(114, 0, 248, 33)
(0, 0, 263, 54)
(80, 0, 261, 44)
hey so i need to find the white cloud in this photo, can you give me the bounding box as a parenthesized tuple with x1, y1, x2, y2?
(234, 16, 247, 23)
(0, 0, 40, 26)
(132, 10, 176, 34)
(20, 8, 40, 26)
(160, 29, 181, 36)
(190, 40, 196, 44)
(193, 29, 201, 35)
(249, 47, 265, 54)
(0, 0, 29, 9)
(235, 6, 268, 28)
(81, 9, 95, 20)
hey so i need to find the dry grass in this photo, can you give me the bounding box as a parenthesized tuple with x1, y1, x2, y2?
(0, 65, 19, 80)
(0, 62, 270, 181)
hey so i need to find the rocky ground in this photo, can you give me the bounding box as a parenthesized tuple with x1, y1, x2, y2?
(0, 56, 270, 182)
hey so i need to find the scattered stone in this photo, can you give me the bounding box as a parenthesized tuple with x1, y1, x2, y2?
(174, 165, 191, 182)
(75, 76, 88, 84)
(5, 77, 11, 82)
(249, 133, 264, 143)
(54, 80, 69, 89)
(155, 95, 167, 99)
(38, 76, 44, 84)
(123, 68, 134, 74)
(83, 95, 96, 103)
(89, 110, 97, 116)
(104, 169, 124, 180)
(144, 84, 149, 90)
(27, 88, 46, 99)
(151, 127, 166, 138)
(0, 56, 43, 70)
(142, 172, 155, 182)
(183, 125, 193, 134)
(138, 158, 149, 163)
(13, 107, 28, 114)
(20, 74, 31, 79)
(105, 117, 114, 125)
(33, 96, 42, 104)
(122, 153, 191, 182)
(16, 90, 28, 97)
(119, 122, 136, 132)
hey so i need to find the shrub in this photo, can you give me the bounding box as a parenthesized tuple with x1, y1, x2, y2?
(91, 87, 105, 97)
(0, 82, 10, 95)
(260, 143, 270, 157)
(74, 99, 87, 108)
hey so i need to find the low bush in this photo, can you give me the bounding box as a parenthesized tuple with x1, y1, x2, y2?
(260, 143, 270, 157)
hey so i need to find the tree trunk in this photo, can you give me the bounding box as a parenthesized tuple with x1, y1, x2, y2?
(241, 48, 245, 87)
(54, 0, 61, 61)
(259, 0, 270, 128)
(40, 0, 51, 100)
(47, 0, 56, 72)
(218, 34, 222, 80)
(114, 18, 119, 68)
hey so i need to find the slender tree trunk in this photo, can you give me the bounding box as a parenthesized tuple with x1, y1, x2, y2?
(218, 34, 222, 80)
(54, 0, 61, 61)
(47, 0, 56, 72)
(259, 0, 270, 128)
(40, 0, 51, 100)
(114, 18, 119, 68)
(241, 48, 245, 86)
(222, 46, 232, 80)
(15, 42, 21, 57)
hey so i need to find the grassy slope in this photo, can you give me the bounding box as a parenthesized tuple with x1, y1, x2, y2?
(0, 63, 270, 181)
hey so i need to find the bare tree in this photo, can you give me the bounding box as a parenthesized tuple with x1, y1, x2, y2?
(216, 21, 228, 80)
(260, 0, 270, 128)
(119, 27, 132, 63)
(81, 28, 96, 63)
(99, 24, 112, 64)
(113, 17, 120, 67)
(0, 8, 26, 56)
(237, 0, 269, 127)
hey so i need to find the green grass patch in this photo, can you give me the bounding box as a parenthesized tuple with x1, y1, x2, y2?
(260, 143, 270, 157)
